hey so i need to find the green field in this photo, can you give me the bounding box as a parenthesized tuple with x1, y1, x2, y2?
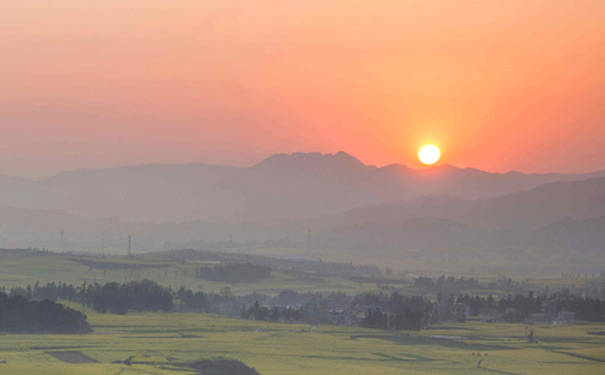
(249, 244, 605, 281)
(0, 310, 603, 375)
(1, 250, 601, 299)
(0, 252, 386, 296)
(2, 249, 604, 374)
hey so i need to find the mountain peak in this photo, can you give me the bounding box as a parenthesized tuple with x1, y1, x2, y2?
(253, 151, 372, 175)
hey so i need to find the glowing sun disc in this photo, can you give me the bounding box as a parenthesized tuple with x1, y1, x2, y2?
(418, 144, 441, 165)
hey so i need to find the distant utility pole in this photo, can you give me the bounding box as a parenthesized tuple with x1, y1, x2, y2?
(128, 235, 132, 257)
(60, 231, 65, 252)
(307, 229, 312, 250)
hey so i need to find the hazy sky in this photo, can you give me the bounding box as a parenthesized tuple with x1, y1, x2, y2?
(1, 1, 604, 178)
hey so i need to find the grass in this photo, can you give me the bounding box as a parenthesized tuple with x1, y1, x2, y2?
(0, 311, 603, 374)
(1, 249, 604, 374)
(0, 253, 384, 295)
(2, 250, 602, 299)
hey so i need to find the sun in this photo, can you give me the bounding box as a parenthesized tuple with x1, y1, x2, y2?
(418, 144, 441, 165)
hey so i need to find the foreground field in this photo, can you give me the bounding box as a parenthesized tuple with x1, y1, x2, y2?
(0, 311, 603, 375)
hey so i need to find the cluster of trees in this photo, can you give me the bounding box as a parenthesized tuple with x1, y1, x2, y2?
(195, 263, 272, 283)
(239, 301, 304, 323)
(355, 292, 431, 331)
(0, 292, 90, 333)
(8, 279, 605, 327)
(353, 292, 432, 315)
(7, 280, 173, 315)
(455, 294, 497, 316)
(361, 308, 424, 331)
(90, 280, 173, 314)
(8, 280, 240, 315)
(554, 295, 605, 321)
(456, 292, 605, 322)
(5, 281, 78, 301)
(176, 287, 208, 312)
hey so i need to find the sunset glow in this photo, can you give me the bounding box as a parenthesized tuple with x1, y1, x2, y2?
(0, 3, 604, 373)
(0, 1, 604, 177)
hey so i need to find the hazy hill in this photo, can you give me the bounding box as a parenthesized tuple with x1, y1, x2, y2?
(0, 206, 129, 249)
(29, 151, 605, 223)
(321, 177, 605, 230)
(0, 176, 604, 254)
(0, 151, 604, 254)
(308, 177, 605, 251)
(318, 217, 487, 251)
(0, 175, 69, 210)
(524, 216, 605, 253)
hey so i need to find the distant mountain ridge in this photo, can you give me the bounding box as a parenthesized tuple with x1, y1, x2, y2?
(310, 176, 605, 252)
(321, 176, 605, 231)
(0, 151, 597, 223)
(0, 175, 604, 255)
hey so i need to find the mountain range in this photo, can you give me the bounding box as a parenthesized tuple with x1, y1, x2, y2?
(3, 151, 604, 223)
(0, 151, 604, 254)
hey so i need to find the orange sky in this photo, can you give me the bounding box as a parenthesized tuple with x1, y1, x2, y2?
(1, 0, 604, 178)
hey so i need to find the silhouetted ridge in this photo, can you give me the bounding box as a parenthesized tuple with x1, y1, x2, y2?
(253, 151, 372, 175)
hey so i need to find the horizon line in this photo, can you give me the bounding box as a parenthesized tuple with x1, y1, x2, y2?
(3, 150, 603, 180)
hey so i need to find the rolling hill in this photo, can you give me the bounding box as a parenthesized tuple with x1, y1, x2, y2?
(308, 177, 605, 252)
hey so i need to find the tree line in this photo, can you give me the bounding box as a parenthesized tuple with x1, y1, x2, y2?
(0, 292, 90, 333)
(7, 281, 605, 325)
(3, 280, 173, 315)
(354, 292, 432, 331)
(91, 280, 173, 314)
(456, 292, 605, 322)
(361, 307, 424, 331)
